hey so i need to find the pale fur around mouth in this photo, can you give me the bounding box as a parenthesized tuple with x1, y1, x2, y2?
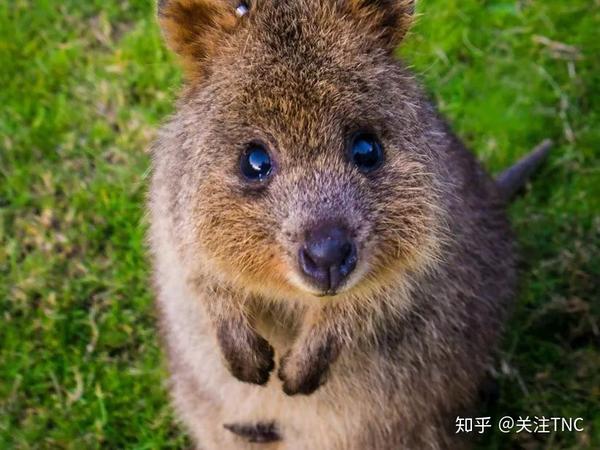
(286, 260, 373, 299)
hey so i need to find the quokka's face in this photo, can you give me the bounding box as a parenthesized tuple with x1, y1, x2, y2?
(160, 0, 442, 300)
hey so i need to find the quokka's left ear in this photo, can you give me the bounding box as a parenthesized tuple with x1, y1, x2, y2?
(346, 0, 416, 49)
(157, 0, 247, 80)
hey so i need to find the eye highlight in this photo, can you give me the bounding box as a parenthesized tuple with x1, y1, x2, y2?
(235, 1, 250, 17)
(240, 144, 273, 182)
(349, 133, 384, 173)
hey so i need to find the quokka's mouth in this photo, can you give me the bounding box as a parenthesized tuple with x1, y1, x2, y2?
(223, 421, 282, 443)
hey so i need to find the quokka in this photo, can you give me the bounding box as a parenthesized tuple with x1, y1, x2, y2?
(148, 1, 550, 448)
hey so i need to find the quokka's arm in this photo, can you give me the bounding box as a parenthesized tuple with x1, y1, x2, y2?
(204, 287, 275, 385)
(277, 306, 350, 396)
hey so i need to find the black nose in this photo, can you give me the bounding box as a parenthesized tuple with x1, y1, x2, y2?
(299, 223, 357, 294)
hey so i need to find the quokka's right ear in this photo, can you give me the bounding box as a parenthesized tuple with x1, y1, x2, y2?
(345, 0, 415, 50)
(158, 0, 247, 80)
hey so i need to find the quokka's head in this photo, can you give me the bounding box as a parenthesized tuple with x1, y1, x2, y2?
(156, 0, 447, 301)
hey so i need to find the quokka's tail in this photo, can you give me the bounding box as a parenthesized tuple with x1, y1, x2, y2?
(496, 139, 553, 202)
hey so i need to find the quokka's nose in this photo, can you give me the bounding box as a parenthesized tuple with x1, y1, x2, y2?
(299, 223, 357, 294)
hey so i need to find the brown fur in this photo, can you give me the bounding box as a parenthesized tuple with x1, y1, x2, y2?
(149, 1, 516, 448)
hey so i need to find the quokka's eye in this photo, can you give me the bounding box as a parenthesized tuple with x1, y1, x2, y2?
(240, 144, 273, 182)
(349, 133, 384, 173)
(235, 1, 250, 17)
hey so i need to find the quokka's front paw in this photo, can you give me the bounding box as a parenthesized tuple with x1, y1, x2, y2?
(218, 326, 275, 385)
(277, 350, 330, 396)
(230, 335, 275, 385)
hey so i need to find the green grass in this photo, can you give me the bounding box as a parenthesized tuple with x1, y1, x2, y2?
(1, 0, 598, 448)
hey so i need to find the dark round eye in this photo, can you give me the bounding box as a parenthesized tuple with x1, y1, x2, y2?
(240, 145, 273, 181)
(349, 133, 384, 172)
